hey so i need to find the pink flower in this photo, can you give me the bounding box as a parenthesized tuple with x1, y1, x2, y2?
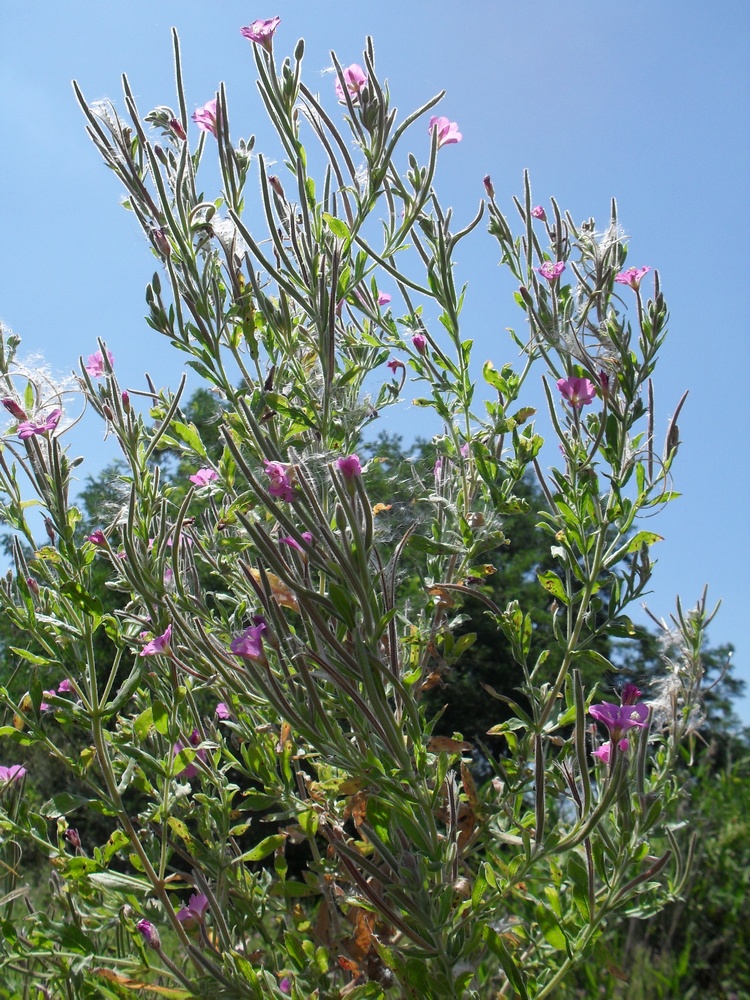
(215, 702, 230, 720)
(2, 398, 27, 421)
(240, 16, 281, 52)
(140, 624, 172, 657)
(231, 617, 268, 663)
(536, 260, 565, 281)
(85, 530, 107, 546)
(17, 408, 62, 440)
(189, 468, 219, 487)
(377, 292, 391, 306)
(592, 739, 630, 764)
(40, 690, 55, 711)
(192, 99, 218, 136)
(615, 266, 651, 290)
(0, 765, 26, 783)
(412, 333, 428, 354)
(556, 376, 597, 408)
(387, 358, 405, 375)
(428, 116, 462, 147)
(590, 700, 649, 743)
(336, 454, 362, 479)
(279, 978, 291, 995)
(279, 531, 313, 554)
(84, 349, 114, 378)
(174, 730, 207, 779)
(177, 892, 209, 926)
(137, 919, 160, 950)
(335, 64, 368, 103)
(531, 205, 546, 221)
(263, 460, 296, 502)
(57, 679, 73, 694)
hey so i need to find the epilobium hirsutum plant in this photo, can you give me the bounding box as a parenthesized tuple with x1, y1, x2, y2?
(0, 17, 709, 998)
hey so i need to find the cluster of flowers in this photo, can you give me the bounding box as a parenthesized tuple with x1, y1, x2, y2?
(589, 684, 649, 763)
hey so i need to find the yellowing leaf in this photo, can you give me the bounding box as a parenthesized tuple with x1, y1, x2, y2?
(248, 569, 299, 611)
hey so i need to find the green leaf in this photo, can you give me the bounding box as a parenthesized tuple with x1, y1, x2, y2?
(626, 530, 663, 553)
(483, 925, 529, 999)
(535, 903, 568, 951)
(152, 700, 169, 736)
(169, 420, 207, 458)
(235, 834, 286, 863)
(60, 581, 103, 619)
(537, 570, 569, 605)
(566, 853, 591, 921)
(41, 793, 93, 819)
(322, 212, 350, 241)
(9, 648, 56, 667)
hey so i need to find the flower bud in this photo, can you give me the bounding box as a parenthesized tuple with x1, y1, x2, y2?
(137, 919, 161, 950)
(483, 175, 494, 198)
(2, 398, 27, 421)
(168, 118, 186, 141)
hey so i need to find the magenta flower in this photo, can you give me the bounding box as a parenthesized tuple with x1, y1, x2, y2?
(377, 292, 391, 306)
(57, 678, 73, 694)
(336, 454, 362, 479)
(192, 98, 218, 136)
(589, 700, 649, 743)
(0, 765, 26, 783)
(85, 530, 107, 546)
(279, 978, 291, 995)
(615, 266, 651, 290)
(240, 16, 281, 52)
(531, 205, 546, 221)
(215, 702, 230, 720)
(230, 617, 268, 663)
(387, 358, 405, 375)
(412, 333, 427, 354)
(536, 260, 565, 281)
(2, 398, 27, 421)
(17, 408, 62, 440)
(140, 624, 172, 657)
(177, 892, 209, 926)
(189, 468, 219, 487)
(137, 919, 160, 950)
(592, 739, 630, 764)
(428, 115, 462, 147)
(557, 376, 597, 408)
(279, 531, 313, 554)
(335, 64, 368, 103)
(264, 460, 296, 502)
(84, 349, 114, 378)
(174, 730, 207, 779)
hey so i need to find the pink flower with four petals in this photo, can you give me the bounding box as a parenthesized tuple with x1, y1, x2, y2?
(335, 64, 368, 103)
(240, 16, 281, 52)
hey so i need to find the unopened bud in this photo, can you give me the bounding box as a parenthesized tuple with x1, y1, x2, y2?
(102, 404, 114, 421)
(168, 118, 186, 141)
(65, 827, 81, 849)
(26, 577, 39, 597)
(136, 919, 161, 950)
(151, 227, 171, 257)
(44, 518, 56, 544)
(483, 175, 494, 198)
(2, 398, 27, 421)
(268, 175, 284, 198)
(121, 391, 130, 412)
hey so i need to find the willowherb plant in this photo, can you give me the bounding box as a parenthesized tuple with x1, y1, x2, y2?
(0, 18, 710, 999)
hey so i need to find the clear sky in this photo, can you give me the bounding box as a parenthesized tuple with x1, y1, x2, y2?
(1, 2, 749, 718)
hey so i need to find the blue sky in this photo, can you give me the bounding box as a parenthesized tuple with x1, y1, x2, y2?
(1, 2, 749, 718)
